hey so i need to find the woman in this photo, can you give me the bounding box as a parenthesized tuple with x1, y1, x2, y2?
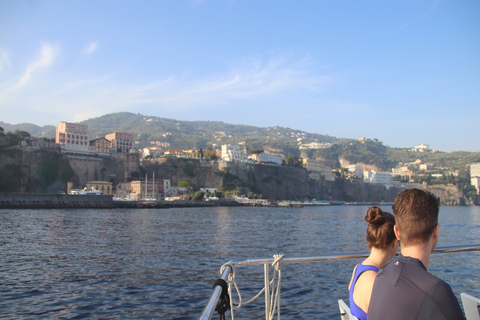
(348, 206, 398, 320)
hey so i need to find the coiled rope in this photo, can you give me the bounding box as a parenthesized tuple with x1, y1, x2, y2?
(221, 254, 285, 320)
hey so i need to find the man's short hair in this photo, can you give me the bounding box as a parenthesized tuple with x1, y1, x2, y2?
(392, 188, 440, 247)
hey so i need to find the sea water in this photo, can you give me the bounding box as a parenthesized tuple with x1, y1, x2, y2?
(0, 205, 479, 319)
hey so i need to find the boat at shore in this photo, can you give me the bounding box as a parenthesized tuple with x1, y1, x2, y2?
(199, 244, 480, 320)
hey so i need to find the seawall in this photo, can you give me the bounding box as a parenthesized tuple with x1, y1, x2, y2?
(0, 193, 245, 209)
(0, 193, 115, 209)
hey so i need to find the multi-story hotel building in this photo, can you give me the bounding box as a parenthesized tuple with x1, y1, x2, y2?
(301, 158, 336, 181)
(55, 122, 91, 153)
(221, 144, 247, 162)
(470, 163, 480, 194)
(90, 137, 111, 155)
(105, 132, 133, 154)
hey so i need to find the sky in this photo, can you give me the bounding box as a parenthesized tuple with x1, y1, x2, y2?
(0, 0, 479, 152)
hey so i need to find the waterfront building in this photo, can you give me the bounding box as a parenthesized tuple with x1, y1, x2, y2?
(221, 144, 247, 162)
(29, 137, 58, 150)
(470, 163, 480, 193)
(90, 137, 111, 155)
(248, 152, 283, 166)
(301, 158, 335, 181)
(105, 132, 133, 154)
(86, 181, 113, 195)
(142, 146, 164, 159)
(346, 164, 363, 179)
(364, 170, 394, 188)
(117, 178, 171, 200)
(55, 121, 92, 153)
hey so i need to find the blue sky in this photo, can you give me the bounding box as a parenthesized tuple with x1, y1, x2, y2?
(1, 0, 479, 152)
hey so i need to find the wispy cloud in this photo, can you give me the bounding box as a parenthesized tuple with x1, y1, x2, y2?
(0, 49, 10, 71)
(1, 50, 332, 125)
(82, 41, 99, 56)
(14, 43, 57, 89)
(131, 54, 331, 107)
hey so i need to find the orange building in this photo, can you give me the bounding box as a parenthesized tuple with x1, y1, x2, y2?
(105, 132, 133, 154)
(56, 122, 91, 153)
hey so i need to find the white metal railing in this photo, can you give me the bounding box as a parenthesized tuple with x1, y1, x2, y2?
(198, 244, 480, 320)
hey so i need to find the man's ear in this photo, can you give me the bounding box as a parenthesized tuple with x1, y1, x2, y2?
(432, 223, 440, 240)
(394, 225, 401, 241)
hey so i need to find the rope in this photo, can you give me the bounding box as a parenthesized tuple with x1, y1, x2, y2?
(268, 254, 284, 320)
(220, 254, 285, 320)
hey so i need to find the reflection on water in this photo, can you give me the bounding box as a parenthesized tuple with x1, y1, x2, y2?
(0, 206, 478, 319)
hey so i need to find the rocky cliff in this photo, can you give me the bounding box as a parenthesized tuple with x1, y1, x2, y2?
(142, 158, 403, 202)
(0, 145, 473, 205)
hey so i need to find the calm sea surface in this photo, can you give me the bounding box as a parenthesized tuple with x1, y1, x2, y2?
(1, 205, 479, 319)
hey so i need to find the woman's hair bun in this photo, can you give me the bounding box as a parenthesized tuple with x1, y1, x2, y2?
(365, 206, 386, 226)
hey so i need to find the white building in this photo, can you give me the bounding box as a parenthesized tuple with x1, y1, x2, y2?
(221, 144, 247, 162)
(142, 146, 164, 159)
(412, 144, 430, 152)
(248, 152, 283, 166)
(470, 163, 480, 193)
(346, 164, 363, 178)
(470, 163, 480, 178)
(302, 158, 335, 181)
(364, 170, 394, 188)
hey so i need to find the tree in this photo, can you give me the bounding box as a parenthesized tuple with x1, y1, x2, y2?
(250, 148, 264, 154)
(14, 130, 31, 139)
(285, 155, 302, 167)
(204, 147, 218, 161)
(192, 190, 204, 201)
(177, 179, 199, 191)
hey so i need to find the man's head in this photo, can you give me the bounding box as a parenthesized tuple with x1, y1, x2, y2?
(392, 188, 440, 247)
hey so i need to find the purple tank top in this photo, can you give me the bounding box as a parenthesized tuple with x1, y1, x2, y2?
(349, 261, 379, 320)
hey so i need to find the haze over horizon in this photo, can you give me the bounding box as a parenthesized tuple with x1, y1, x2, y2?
(1, 1, 479, 153)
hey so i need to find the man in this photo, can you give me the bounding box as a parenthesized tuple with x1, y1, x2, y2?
(367, 188, 465, 320)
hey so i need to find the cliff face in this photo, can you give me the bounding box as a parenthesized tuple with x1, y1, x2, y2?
(142, 159, 402, 202)
(0, 147, 473, 205)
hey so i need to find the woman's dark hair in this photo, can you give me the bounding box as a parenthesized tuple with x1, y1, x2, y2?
(365, 206, 396, 249)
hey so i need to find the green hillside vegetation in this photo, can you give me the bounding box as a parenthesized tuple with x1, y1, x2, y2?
(80, 112, 343, 155)
(2, 112, 480, 175)
(309, 138, 480, 172)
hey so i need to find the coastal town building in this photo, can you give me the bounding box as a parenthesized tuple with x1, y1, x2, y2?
(346, 164, 363, 179)
(86, 181, 113, 195)
(90, 137, 111, 155)
(164, 149, 199, 158)
(28, 137, 58, 150)
(221, 144, 247, 162)
(299, 141, 331, 149)
(364, 170, 394, 188)
(117, 178, 171, 200)
(142, 146, 164, 159)
(248, 152, 283, 166)
(470, 163, 480, 193)
(301, 158, 335, 181)
(412, 144, 430, 152)
(55, 121, 92, 153)
(67, 181, 113, 195)
(105, 132, 133, 154)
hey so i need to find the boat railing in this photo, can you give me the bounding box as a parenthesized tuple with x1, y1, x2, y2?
(199, 244, 480, 320)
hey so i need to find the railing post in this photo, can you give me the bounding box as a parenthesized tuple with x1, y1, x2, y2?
(264, 262, 270, 320)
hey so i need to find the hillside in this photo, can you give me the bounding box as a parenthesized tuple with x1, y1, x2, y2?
(2, 112, 480, 172)
(81, 112, 344, 156)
